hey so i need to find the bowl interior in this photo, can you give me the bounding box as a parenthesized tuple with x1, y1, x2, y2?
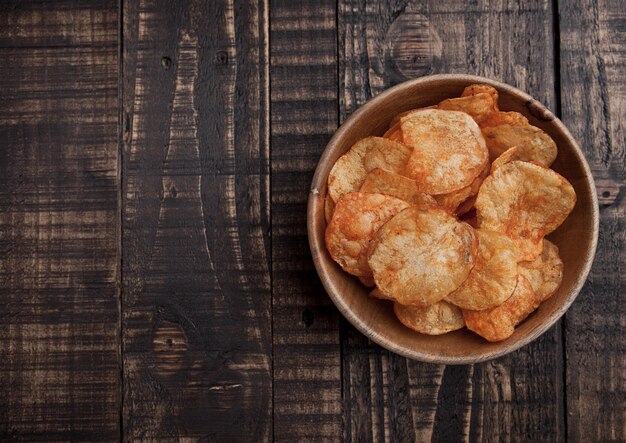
(308, 74, 598, 364)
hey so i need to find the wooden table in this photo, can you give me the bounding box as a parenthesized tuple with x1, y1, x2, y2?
(0, 0, 623, 441)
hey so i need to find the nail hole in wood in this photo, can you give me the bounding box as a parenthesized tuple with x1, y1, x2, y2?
(161, 56, 172, 69)
(602, 191, 610, 198)
(215, 51, 228, 65)
(302, 308, 314, 327)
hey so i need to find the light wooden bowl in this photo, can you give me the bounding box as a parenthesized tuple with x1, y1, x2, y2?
(307, 74, 599, 364)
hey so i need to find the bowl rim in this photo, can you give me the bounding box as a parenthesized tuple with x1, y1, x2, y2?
(307, 73, 599, 364)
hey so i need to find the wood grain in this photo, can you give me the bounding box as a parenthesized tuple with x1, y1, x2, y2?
(0, 0, 120, 440)
(270, 0, 343, 440)
(559, 0, 626, 441)
(122, 0, 272, 439)
(338, 1, 565, 441)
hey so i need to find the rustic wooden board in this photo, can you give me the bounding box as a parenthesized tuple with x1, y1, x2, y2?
(559, 1, 626, 441)
(270, 0, 343, 441)
(0, 0, 120, 440)
(122, 0, 272, 440)
(338, 0, 565, 441)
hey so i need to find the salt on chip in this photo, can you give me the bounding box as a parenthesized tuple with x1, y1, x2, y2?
(482, 124, 558, 165)
(463, 275, 540, 342)
(401, 109, 489, 194)
(394, 301, 465, 335)
(461, 84, 499, 107)
(326, 192, 409, 277)
(367, 206, 477, 306)
(362, 138, 412, 175)
(434, 161, 489, 214)
(481, 111, 529, 128)
(475, 161, 576, 261)
(328, 137, 389, 203)
(519, 239, 563, 302)
(360, 168, 437, 207)
(447, 230, 520, 310)
(437, 93, 497, 124)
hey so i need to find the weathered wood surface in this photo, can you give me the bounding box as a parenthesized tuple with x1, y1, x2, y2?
(270, 0, 343, 441)
(0, 0, 120, 440)
(122, 0, 272, 440)
(338, 1, 564, 441)
(559, 1, 626, 441)
(0, 0, 624, 441)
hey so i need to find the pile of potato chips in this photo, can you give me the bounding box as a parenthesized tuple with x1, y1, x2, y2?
(325, 84, 575, 342)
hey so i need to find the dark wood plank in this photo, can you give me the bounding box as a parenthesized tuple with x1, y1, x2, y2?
(0, 0, 120, 440)
(338, 1, 565, 441)
(559, 0, 626, 441)
(122, 0, 272, 439)
(270, 1, 343, 440)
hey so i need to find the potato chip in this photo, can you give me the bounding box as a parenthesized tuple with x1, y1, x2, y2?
(519, 239, 563, 302)
(437, 93, 497, 124)
(394, 301, 465, 335)
(383, 122, 404, 142)
(434, 161, 489, 214)
(370, 287, 394, 300)
(326, 192, 409, 276)
(463, 275, 540, 342)
(360, 169, 437, 207)
(328, 137, 400, 203)
(447, 230, 520, 310)
(324, 193, 335, 224)
(367, 206, 477, 306)
(482, 124, 558, 165)
(362, 138, 412, 175)
(389, 105, 438, 127)
(490, 146, 526, 172)
(461, 84, 499, 107)
(476, 161, 576, 260)
(401, 109, 489, 194)
(358, 275, 376, 288)
(481, 111, 529, 128)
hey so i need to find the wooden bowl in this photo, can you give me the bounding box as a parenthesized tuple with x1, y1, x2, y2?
(307, 74, 599, 364)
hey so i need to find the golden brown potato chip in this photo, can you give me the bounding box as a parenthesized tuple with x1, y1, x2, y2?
(389, 105, 438, 127)
(394, 301, 465, 335)
(360, 169, 437, 207)
(480, 111, 529, 128)
(401, 109, 489, 194)
(490, 146, 526, 172)
(367, 206, 477, 306)
(362, 138, 412, 175)
(461, 84, 499, 107)
(383, 122, 403, 142)
(324, 193, 335, 224)
(326, 192, 409, 276)
(447, 230, 520, 310)
(370, 287, 394, 300)
(519, 239, 563, 302)
(329, 136, 410, 202)
(437, 93, 498, 124)
(482, 124, 558, 165)
(434, 161, 489, 214)
(476, 161, 576, 260)
(358, 275, 376, 288)
(463, 275, 540, 342)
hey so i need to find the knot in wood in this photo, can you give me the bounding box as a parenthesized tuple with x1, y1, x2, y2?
(383, 10, 441, 80)
(153, 321, 188, 374)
